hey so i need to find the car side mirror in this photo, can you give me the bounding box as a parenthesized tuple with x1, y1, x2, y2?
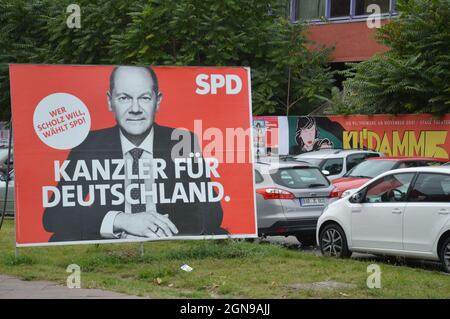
(322, 170, 330, 176)
(350, 192, 363, 204)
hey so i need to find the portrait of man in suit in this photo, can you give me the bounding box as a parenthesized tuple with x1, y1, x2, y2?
(43, 65, 227, 242)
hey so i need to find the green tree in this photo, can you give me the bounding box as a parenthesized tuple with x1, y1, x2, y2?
(0, 0, 51, 119)
(0, 0, 334, 119)
(342, 0, 450, 116)
(38, 0, 145, 64)
(109, 0, 334, 115)
(0, 0, 146, 119)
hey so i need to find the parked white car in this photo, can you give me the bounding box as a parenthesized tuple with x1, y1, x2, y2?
(317, 167, 450, 273)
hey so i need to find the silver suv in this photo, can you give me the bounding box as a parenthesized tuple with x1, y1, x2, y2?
(294, 149, 383, 181)
(255, 158, 338, 246)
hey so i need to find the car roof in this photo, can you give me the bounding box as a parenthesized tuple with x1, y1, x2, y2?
(378, 166, 450, 177)
(295, 149, 379, 159)
(367, 156, 448, 162)
(254, 158, 317, 173)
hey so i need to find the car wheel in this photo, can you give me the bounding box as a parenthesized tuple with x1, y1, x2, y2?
(440, 237, 450, 273)
(320, 224, 352, 258)
(295, 234, 317, 247)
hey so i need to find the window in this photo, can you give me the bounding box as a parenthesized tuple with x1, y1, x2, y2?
(346, 153, 368, 172)
(366, 153, 381, 159)
(397, 161, 422, 169)
(355, 0, 390, 16)
(295, 0, 326, 20)
(255, 170, 264, 184)
(321, 158, 344, 175)
(424, 161, 445, 167)
(345, 160, 396, 179)
(409, 173, 450, 203)
(363, 173, 414, 203)
(330, 0, 351, 18)
(297, 157, 323, 167)
(396, 160, 442, 169)
(292, 0, 396, 21)
(271, 168, 329, 189)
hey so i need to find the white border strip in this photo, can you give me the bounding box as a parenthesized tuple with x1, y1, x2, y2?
(16, 234, 258, 248)
(14, 65, 258, 248)
(246, 67, 259, 237)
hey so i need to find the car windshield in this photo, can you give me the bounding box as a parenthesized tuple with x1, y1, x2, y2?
(270, 167, 330, 189)
(296, 158, 322, 167)
(345, 160, 397, 179)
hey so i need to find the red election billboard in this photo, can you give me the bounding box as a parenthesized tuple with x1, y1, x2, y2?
(10, 64, 257, 246)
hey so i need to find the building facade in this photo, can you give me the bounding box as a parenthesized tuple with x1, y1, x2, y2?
(290, 0, 397, 62)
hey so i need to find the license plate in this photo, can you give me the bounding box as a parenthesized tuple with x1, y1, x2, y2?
(300, 198, 327, 207)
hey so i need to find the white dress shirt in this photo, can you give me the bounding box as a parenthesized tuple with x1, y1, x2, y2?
(100, 128, 157, 239)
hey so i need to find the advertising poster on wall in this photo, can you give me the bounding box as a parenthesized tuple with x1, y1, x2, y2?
(286, 115, 450, 159)
(253, 119, 266, 157)
(252, 116, 280, 156)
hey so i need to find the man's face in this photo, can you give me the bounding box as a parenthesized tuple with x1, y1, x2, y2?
(108, 67, 162, 136)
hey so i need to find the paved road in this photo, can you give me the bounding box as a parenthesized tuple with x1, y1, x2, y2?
(0, 275, 144, 299)
(263, 236, 444, 272)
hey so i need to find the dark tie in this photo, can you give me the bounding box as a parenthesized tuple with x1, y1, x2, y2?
(129, 148, 146, 214)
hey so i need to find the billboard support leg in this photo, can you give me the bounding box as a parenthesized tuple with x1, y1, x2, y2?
(140, 243, 144, 257)
(15, 246, 19, 258)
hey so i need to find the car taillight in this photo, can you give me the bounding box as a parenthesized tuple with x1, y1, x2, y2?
(256, 188, 296, 200)
(329, 189, 339, 198)
(275, 227, 288, 234)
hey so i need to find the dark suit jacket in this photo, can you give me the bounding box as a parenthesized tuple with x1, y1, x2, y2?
(43, 124, 227, 242)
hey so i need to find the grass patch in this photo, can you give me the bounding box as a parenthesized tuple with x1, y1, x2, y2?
(145, 240, 282, 261)
(0, 220, 449, 298)
(1, 253, 36, 266)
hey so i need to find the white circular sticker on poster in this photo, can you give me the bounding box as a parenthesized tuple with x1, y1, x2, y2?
(33, 93, 91, 150)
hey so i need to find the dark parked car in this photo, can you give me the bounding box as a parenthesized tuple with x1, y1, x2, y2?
(0, 169, 14, 216)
